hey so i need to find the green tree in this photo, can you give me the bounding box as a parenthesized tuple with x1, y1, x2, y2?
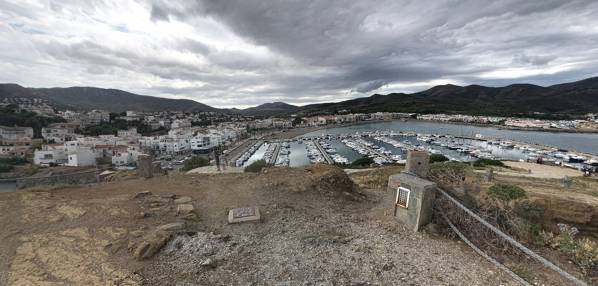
(429, 154, 449, 163)
(244, 160, 270, 173)
(181, 156, 210, 171)
(349, 156, 374, 168)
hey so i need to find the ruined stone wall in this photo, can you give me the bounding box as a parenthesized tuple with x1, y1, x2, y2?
(16, 170, 98, 189)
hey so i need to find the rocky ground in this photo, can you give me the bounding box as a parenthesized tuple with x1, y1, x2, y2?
(0, 165, 519, 285)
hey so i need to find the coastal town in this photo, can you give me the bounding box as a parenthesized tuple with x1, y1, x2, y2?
(2, 99, 598, 175)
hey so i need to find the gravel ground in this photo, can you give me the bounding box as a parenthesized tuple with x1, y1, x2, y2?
(143, 167, 517, 286)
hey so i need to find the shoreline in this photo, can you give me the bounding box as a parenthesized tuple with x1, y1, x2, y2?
(413, 119, 598, 134)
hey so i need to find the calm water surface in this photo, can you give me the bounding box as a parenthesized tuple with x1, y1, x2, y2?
(301, 120, 598, 155)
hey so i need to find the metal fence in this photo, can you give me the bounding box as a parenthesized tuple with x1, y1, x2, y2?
(435, 187, 588, 286)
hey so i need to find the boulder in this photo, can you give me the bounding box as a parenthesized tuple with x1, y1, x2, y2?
(156, 222, 186, 232)
(177, 204, 198, 220)
(134, 191, 152, 198)
(129, 230, 171, 260)
(200, 258, 216, 268)
(174, 196, 192, 204)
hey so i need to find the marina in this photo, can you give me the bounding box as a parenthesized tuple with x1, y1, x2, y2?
(235, 121, 598, 172)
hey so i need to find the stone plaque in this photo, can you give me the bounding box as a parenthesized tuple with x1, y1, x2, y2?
(232, 207, 256, 218)
(228, 207, 261, 224)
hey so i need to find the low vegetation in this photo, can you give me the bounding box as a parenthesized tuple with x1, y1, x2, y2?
(473, 159, 505, 168)
(349, 157, 374, 168)
(539, 224, 598, 276)
(0, 164, 13, 173)
(0, 157, 29, 173)
(0, 105, 65, 138)
(82, 119, 161, 136)
(244, 160, 270, 173)
(181, 156, 209, 171)
(428, 161, 472, 186)
(487, 184, 526, 201)
(429, 154, 449, 163)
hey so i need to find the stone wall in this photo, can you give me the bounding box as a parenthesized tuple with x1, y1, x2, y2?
(16, 170, 98, 189)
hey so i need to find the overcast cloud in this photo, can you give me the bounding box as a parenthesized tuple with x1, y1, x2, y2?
(1, 0, 598, 108)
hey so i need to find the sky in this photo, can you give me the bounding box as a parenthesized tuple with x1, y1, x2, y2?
(1, 0, 598, 108)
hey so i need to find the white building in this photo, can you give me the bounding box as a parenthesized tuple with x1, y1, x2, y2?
(82, 110, 110, 126)
(33, 145, 68, 166)
(171, 119, 192, 129)
(111, 147, 141, 166)
(41, 123, 78, 143)
(0, 126, 34, 142)
(190, 133, 221, 153)
(66, 147, 97, 167)
(117, 127, 140, 138)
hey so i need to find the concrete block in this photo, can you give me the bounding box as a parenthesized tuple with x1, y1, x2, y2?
(228, 207, 261, 224)
(387, 172, 437, 232)
(405, 150, 430, 178)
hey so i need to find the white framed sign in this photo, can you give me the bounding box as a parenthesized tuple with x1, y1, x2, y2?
(396, 187, 410, 209)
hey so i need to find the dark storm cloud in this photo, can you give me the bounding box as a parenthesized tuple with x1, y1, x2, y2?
(2, 0, 598, 107)
(143, 0, 598, 106)
(351, 80, 388, 93)
(150, 4, 170, 22)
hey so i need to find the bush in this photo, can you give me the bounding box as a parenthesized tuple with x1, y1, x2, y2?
(0, 157, 28, 165)
(488, 184, 526, 201)
(350, 157, 374, 167)
(181, 156, 209, 171)
(429, 154, 449, 163)
(474, 159, 505, 168)
(541, 224, 598, 276)
(428, 161, 472, 185)
(0, 164, 14, 173)
(244, 160, 269, 173)
(514, 201, 545, 221)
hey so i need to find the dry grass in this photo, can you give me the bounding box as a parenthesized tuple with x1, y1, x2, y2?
(348, 165, 404, 190)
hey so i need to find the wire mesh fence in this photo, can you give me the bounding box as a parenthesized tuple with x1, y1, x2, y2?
(434, 187, 588, 286)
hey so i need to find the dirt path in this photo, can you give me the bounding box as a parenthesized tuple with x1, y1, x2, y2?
(501, 161, 583, 179)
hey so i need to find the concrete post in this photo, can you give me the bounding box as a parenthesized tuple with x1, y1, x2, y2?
(137, 154, 153, 178)
(405, 150, 430, 178)
(562, 176, 572, 188)
(386, 151, 436, 232)
(387, 172, 437, 232)
(484, 168, 494, 182)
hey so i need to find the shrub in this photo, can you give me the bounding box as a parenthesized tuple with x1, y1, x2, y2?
(0, 157, 28, 165)
(0, 164, 14, 173)
(474, 159, 505, 168)
(429, 154, 449, 163)
(488, 184, 526, 201)
(244, 159, 270, 173)
(514, 201, 545, 221)
(542, 224, 598, 276)
(181, 156, 209, 171)
(350, 157, 374, 168)
(428, 161, 472, 185)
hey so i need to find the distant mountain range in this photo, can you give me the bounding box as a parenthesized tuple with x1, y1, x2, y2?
(2, 77, 598, 116)
(233, 102, 300, 117)
(0, 84, 217, 113)
(298, 77, 598, 116)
